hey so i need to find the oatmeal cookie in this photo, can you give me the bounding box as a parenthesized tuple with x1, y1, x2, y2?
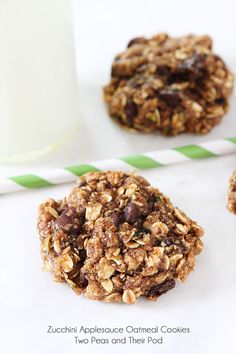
(38, 171, 204, 304)
(104, 33, 234, 135)
(227, 171, 236, 214)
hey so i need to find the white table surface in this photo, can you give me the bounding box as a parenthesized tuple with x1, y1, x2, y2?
(1, 1, 236, 353)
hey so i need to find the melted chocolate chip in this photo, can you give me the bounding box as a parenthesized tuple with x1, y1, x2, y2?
(55, 206, 83, 234)
(185, 87, 202, 101)
(161, 234, 186, 252)
(181, 53, 206, 72)
(55, 207, 77, 229)
(158, 89, 181, 108)
(147, 279, 175, 297)
(215, 97, 226, 105)
(124, 203, 140, 224)
(156, 64, 170, 76)
(171, 53, 206, 83)
(124, 100, 138, 124)
(110, 212, 123, 227)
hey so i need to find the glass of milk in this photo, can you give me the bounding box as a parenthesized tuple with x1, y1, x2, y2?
(0, 0, 79, 163)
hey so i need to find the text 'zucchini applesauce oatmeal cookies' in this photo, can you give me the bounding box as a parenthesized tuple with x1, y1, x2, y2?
(104, 33, 234, 135)
(38, 171, 204, 304)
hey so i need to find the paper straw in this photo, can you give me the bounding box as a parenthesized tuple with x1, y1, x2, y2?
(1, 137, 235, 195)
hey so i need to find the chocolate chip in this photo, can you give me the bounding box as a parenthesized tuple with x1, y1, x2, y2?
(215, 97, 226, 105)
(147, 279, 175, 297)
(127, 37, 146, 48)
(158, 89, 181, 108)
(110, 212, 122, 227)
(172, 53, 206, 83)
(161, 234, 187, 252)
(156, 64, 170, 76)
(55, 206, 82, 234)
(124, 100, 138, 124)
(181, 53, 206, 72)
(168, 71, 190, 83)
(124, 203, 140, 224)
(55, 207, 76, 228)
(185, 87, 202, 100)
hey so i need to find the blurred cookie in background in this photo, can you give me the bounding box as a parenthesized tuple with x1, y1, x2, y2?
(104, 33, 234, 136)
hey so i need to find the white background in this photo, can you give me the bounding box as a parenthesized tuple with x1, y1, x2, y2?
(0, 0, 236, 353)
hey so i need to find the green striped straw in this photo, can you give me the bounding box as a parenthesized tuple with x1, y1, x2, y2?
(1, 137, 236, 194)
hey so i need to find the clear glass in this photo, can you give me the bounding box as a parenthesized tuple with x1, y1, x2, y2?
(0, 0, 79, 163)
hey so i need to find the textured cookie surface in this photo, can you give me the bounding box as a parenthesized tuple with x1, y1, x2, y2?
(228, 171, 236, 214)
(104, 33, 234, 135)
(38, 171, 204, 304)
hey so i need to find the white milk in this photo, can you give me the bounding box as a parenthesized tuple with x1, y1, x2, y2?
(0, 0, 79, 162)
